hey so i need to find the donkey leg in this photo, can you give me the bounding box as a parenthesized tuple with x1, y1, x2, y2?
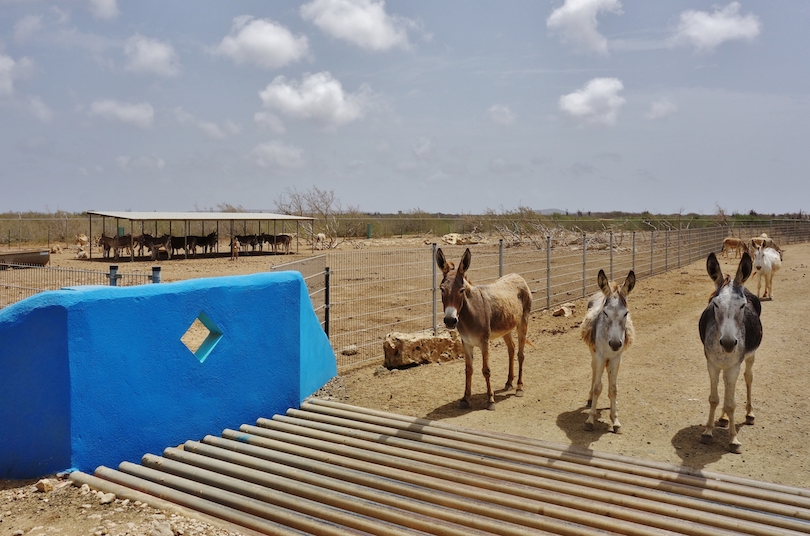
(515, 321, 528, 397)
(481, 343, 495, 410)
(607, 355, 623, 433)
(586, 350, 597, 409)
(460, 343, 474, 409)
(723, 365, 742, 453)
(503, 332, 516, 392)
(744, 354, 756, 425)
(701, 363, 721, 444)
(585, 354, 605, 431)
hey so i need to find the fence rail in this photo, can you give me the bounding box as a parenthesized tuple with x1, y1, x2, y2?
(4, 220, 809, 371)
(1, 264, 158, 309)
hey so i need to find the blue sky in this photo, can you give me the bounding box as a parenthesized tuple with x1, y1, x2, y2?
(1, 1, 808, 215)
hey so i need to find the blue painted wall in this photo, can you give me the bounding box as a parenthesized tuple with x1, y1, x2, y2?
(0, 271, 336, 479)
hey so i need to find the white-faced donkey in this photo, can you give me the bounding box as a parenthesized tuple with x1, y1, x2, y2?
(580, 269, 636, 433)
(698, 252, 762, 453)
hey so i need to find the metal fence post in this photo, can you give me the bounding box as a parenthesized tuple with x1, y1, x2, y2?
(498, 239, 504, 278)
(632, 232, 636, 273)
(546, 236, 551, 310)
(650, 231, 655, 276)
(609, 231, 614, 281)
(432, 243, 438, 335)
(665, 229, 669, 272)
(324, 267, 331, 337)
(107, 265, 120, 287)
(678, 225, 681, 268)
(582, 233, 587, 298)
(149, 266, 161, 284)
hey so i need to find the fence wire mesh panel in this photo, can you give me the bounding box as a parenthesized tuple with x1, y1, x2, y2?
(269, 254, 327, 329)
(1, 264, 152, 309)
(326, 248, 436, 369)
(326, 221, 810, 370)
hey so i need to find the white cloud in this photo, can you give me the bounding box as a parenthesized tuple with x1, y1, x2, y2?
(489, 158, 523, 174)
(645, 98, 677, 120)
(124, 34, 181, 77)
(251, 140, 305, 169)
(671, 2, 761, 52)
(89, 99, 154, 128)
(0, 53, 33, 97)
(174, 107, 240, 139)
(412, 137, 434, 160)
(13, 15, 43, 42)
(87, 0, 119, 20)
(488, 104, 515, 125)
(300, 0, 415, 51)
(559, 77, 626, 125)
(29, 96, 53, 122)
(253, 111, 286, 134)
(547, 0, 622, 55)
(116, 155, 165, 172)
(258, 71, 371, 128)
(214, 16, 309, 69)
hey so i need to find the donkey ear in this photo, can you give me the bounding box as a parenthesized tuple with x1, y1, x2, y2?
(735, 252, 753, 285)
(436, 248, 447, 271)
(460, 248, 472, 273)
(621, 270, 636, 296)
(706, 253, 724, 287)
(597, 269, 609, 294)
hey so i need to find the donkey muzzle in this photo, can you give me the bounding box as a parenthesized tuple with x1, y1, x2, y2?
(443, 307, 459, 329)
(609, 339, 623, 352)
(720, 336, 737, 353)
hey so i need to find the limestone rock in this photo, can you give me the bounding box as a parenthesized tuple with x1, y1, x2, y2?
(383, 328, 462, 368)
(35, 479, 54, 493)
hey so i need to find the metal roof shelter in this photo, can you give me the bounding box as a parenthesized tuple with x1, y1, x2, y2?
(87, 210, 314, 261)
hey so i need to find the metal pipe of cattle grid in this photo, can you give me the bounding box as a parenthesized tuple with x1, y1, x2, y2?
(140, 453, 491, 536)
(297, 403, 810, 535)
(217, 428, 645, 536)
(116, 460, 419, 536)
(309, 399, 809, 499)
(207, 429, 788, 536)
(159, 446, 537, 536)
(582, 233, 586, 298)
(70, 468, 312, 536)
(180, 439, 596, 536)
(256, 416, 806, 536)
(287, 403, 810, 525)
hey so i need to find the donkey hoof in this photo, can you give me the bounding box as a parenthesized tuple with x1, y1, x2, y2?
(745, 415, 755, 425)
(486, 402, 496, 411)
(504, 382, 514, 391)
(459, 399, 470, 409)
(612, 424, 622, 434)
(729, 443, 742, 454)
(515, 389, 524, 398)
(700, 433, 713, 445)
(583, 422, 594, 432)
(717, 418, 729, 429)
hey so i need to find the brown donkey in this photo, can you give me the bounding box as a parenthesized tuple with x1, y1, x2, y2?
(436, 248, 532, 410)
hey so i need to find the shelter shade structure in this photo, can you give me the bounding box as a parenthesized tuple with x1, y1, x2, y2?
(86, 211, 314, 261)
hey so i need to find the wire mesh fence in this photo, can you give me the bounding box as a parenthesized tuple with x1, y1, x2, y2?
(324, 220, 809, 369)
(3, 220, 809, 371)
(1, 264, 156, 309)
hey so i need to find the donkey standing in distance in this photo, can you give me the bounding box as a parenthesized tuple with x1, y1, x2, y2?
(752, 245, 782, 300)
(436, 248, 532, 410)
(580, 269, 636, 433)
(699, 252, 762, 453)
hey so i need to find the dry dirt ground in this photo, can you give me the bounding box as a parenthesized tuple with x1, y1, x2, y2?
(3, 239, 809, 536)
